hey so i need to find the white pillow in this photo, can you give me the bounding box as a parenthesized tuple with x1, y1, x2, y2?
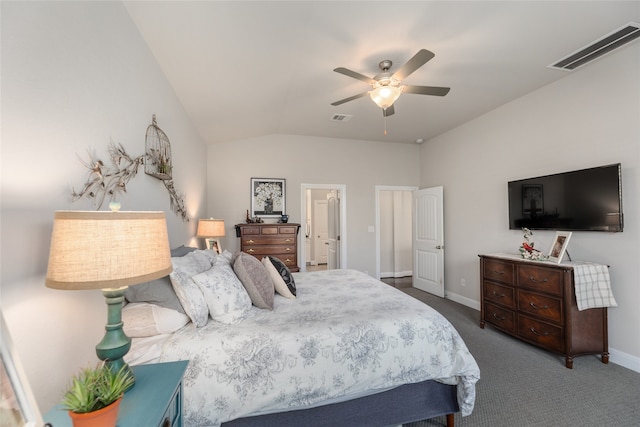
(169, 250, 213, 327)
(123, 303, 189, 337)
(191, 264, 252, 324)
(262, 257, 296, 299)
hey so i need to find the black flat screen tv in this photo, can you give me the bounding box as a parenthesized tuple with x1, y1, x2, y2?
(508, 163, 623, 232)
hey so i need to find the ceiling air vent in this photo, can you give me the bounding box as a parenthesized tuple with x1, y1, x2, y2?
(330, 114, 352, 122)
(549, 22, 640, 71)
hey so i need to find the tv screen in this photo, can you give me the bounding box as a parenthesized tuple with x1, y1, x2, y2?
(508, 164, 623, 232)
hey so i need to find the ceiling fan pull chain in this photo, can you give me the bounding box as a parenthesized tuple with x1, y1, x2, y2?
(384, 113, 388, 136)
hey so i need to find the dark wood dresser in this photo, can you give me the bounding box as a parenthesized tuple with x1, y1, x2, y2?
(479, 254, 609, 368)
(235, 223, 301, 272)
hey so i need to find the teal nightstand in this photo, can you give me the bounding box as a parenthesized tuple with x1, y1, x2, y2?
(45, 360, 188, 427)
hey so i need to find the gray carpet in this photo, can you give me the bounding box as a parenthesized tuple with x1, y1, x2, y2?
(398, 287, 640, 427)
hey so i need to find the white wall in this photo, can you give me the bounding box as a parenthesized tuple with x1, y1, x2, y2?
(206, 134, 421, 276)
(1, 1, 207, 410)
(420, 44, 640, 369)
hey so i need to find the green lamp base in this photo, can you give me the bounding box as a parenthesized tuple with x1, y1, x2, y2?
(95, 287, 134, 389)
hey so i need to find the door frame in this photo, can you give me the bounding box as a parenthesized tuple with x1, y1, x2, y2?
(312, 199, 329, 265)
(300, 184, 347, 272)
(375, 185, 418, 280)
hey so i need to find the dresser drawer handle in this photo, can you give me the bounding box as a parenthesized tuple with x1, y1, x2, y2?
(247, 239, 255, 244)
(530, 327, 549, 337)
(284, 258, 292, 263)
(529, 276, 549, 283)
(285, 248, 291, 252)
(491, 291, 505, 298)
(247, 249, 255, 253)
(529, 302, 549, 310)
(285, 238, 292, 242)
(492, 270, 505, 275)
(492, 313, 506, 321)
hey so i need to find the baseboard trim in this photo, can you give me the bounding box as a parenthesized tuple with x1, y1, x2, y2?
(609, 348, 640, 373)
(380, 270, 413, 279)
(444, 291, 480, 311)
(444, 293, 640, 374)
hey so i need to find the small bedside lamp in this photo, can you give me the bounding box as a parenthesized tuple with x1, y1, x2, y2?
(196, 218, 225, 253)
(45, 210, 172, 383)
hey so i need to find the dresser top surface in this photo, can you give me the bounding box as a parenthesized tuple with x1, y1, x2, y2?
(479, 253, 605, 269)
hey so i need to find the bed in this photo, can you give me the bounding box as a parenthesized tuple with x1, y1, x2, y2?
(124, 250, 480, 427)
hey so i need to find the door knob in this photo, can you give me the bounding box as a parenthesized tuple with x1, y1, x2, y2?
(436, 245, 444, 249)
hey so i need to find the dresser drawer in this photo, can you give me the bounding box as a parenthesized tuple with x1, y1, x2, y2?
(517, 265, 563, 296)
(483, 281, 515, 308)
(239, 226, 261, 236)
(242, 236, 296, 246)
(483, 259, 515, 285)
(517, 290, 562, 323)
(243, 246, 296, 256)
(245, 225, 297, 235)
(518, 315, 564, 353)
(277, 226, 298, 235)
(484, 302, 516, 333)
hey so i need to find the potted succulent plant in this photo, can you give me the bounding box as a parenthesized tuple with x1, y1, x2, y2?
(61, 364, 134, 427)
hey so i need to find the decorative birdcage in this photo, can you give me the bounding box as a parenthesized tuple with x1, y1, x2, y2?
(145, 114, 172, 180)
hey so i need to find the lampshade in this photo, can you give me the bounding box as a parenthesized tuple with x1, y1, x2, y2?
(196, 218, 225, 238)
(46, 211, 172, 290)
(45, 210, 172, 384)
(369, 85, 403, 109)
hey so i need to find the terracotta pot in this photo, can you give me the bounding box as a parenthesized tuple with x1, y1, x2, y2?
(68, 397, 122, 427)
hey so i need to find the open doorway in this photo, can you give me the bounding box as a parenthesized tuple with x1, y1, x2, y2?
(300, 184, 347, 272)
(375, 186, 417, 282)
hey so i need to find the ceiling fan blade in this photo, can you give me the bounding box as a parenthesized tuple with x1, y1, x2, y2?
(331, 91, 370, 106)
(403, 85, 450, 96)
(383, 104, 395, 117)
(392, 49, 435, 81)
(333, 67, 374, 84)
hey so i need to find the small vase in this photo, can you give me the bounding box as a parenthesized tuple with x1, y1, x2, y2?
(68, 398, 122, 427)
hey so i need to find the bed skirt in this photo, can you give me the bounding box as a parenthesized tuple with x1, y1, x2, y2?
(221, 379, 458, 427)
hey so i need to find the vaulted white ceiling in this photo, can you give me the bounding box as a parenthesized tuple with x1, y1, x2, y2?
(124, 1, 640, 145)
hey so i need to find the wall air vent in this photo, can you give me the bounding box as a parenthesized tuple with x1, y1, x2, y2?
(330, 114, 352, 122)
(549, 22, 640, 71)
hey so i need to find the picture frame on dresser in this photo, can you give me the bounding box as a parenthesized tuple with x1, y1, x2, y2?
(548, 231, 572, 263)
(251, 178, 285, 218)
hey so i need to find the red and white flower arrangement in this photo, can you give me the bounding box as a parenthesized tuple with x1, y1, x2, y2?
(519, 228, 547, 260)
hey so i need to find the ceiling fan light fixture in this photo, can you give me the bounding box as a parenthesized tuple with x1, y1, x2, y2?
(369, 85, 403, 109)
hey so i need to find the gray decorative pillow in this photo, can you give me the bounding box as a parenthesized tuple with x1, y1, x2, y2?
(169, 251, 214, 327)
(268, 256, 296, 296)
(124, 245, 197, 314)
(125, 276, 186, 314)
(170, 245, 198, 257)
(233, 252, 274, 310)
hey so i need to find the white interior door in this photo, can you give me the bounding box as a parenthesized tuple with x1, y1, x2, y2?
(313, 200, 328, 265)
(413, 186, 444, 297)
(327, 195, 340, 269)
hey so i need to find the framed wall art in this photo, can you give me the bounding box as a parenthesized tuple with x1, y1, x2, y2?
(251, 178, 285, 218)
(548, 231, 572, 263)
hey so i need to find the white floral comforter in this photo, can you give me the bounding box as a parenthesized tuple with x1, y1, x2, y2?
(158, 269, 480, 426)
